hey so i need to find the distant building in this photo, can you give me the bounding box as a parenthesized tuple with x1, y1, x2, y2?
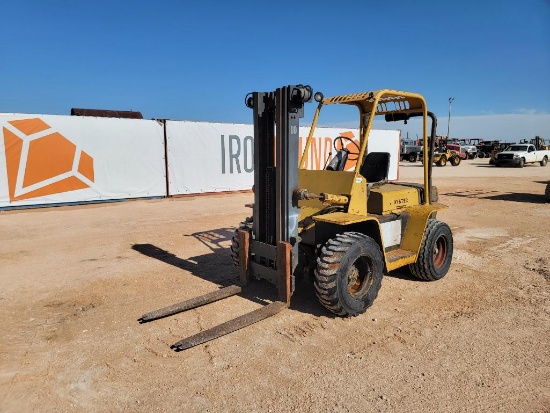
(70, 108, 143, 119)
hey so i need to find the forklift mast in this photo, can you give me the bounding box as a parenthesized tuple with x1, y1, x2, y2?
(245, 85, 313, 293)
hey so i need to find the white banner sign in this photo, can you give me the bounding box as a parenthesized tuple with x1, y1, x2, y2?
(166, 121, 254, 195)
(0, 114, 166, 207)
(0, 115, 401, 208)
(166, 121, 400, 195)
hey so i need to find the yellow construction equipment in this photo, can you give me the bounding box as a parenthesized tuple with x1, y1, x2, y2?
(141, 85, 454, 350)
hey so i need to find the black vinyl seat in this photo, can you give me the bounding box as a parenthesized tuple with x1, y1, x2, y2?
(360, 152, 390, 183)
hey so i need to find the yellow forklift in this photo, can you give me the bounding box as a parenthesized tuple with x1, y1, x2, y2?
(140, 85, 453, 351)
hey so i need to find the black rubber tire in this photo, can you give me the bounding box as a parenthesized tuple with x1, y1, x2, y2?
(230, 217, 253, 266)
(540, 157, 547, 167)
(518, 158, 525, 168)
(478, 152, 485, 159)
(436, 156, 447, 167)
(408, 152, 417, 162)
(314, 232, 383, 316)
(409, 219, 453, 281)
(450, 155, 461, 166)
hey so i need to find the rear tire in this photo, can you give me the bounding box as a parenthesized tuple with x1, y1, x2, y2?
(314, 232, 383, 316)
(230, 217, 253, 266)
(436, 156, 447, 167)
(409, 219, 453, 281)
(540, 156, 547, 167)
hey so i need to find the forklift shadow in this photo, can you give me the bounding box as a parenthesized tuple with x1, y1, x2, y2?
(483, 192, 547, 203)
(132, 241, 330, 315)
(441, 190, 547, 204)
(386, 267, 423, 282)
(289, 277, 338, 318)
(132, 242, 274, 307)
(132, 243, 236, 284)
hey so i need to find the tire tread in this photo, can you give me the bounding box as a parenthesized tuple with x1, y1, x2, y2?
(409, 219, 452, 281)
(314, 232, 382, 316)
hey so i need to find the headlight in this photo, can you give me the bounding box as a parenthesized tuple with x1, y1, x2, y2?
(513, 154, 520, 158)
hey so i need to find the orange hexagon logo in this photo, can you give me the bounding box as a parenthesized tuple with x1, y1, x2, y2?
(335, 131, 360, 171)
(2, 118, 94, 202)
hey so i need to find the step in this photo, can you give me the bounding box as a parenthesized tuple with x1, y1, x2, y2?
(385, 248, 416, 264)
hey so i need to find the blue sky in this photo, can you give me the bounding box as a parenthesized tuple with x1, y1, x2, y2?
(1, 0, 549, 138)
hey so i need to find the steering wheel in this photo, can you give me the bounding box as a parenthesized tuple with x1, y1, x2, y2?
(334, 136, 360, 161)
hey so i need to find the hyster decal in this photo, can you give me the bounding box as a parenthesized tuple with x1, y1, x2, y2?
(2, 118, 94, 202)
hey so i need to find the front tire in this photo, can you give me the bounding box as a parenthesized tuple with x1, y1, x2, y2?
(315, 232, 383, 316)
(409, 219, 453, 281)
(540, 156, 547, 167)
(436, 156, 447, 167)
(408, 152, 417, 162)
(518, 158, 525, 168)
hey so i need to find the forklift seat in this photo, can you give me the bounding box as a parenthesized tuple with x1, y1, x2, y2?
(360, 152, 390, 183)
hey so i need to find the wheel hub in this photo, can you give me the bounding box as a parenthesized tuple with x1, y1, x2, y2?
(347, 257, 374, 298)
(433, 235, 448, 269)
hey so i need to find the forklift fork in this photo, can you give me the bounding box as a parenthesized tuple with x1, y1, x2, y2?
(138, 230, 292, 351)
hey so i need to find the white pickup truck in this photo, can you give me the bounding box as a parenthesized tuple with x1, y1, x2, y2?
(494, 144, 549, 168)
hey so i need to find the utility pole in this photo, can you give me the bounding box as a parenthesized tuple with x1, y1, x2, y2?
(447, 97, 455, 139)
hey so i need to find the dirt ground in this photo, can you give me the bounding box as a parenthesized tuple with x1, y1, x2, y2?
(1, 160, 549, 413)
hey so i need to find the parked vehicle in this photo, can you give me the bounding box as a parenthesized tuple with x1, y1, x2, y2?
(420, 144, 461, 166)
(494, 144, 550, 167)
(520, 136, 549, 150)
(400, 139, 422, 162)
(477, 140, 515, 160)
(475, 141, 494, 158)
(489, 142, 516, 165)
(446, 143, 466, 160)
(463, 144, 478, 159)
(447, 143, 476, 160)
